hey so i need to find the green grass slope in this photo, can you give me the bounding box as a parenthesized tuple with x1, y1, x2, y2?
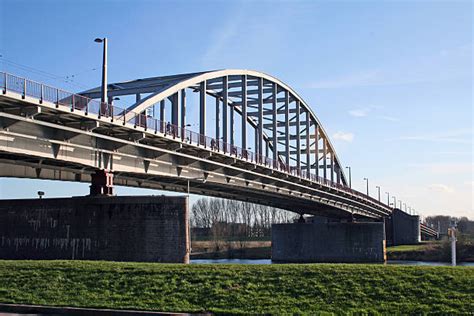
(0, 260, 472, 314)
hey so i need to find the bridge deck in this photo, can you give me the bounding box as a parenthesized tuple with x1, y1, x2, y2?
(0, 72, 394, 219)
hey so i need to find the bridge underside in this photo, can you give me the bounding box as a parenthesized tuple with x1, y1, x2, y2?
(0, 70, 395, 220)
(0, 95, 387, 220)
(0, 161, 352, 219)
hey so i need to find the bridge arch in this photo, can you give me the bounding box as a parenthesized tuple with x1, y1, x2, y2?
(80, 69, 348, 185)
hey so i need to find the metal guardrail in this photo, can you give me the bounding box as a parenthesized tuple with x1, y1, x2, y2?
(420, 223, 438, 236)
(0, 71, 392, 212)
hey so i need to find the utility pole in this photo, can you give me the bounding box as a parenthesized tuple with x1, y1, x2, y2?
(187, 177, 206, 258)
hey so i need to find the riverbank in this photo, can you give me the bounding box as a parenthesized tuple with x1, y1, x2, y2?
(191, 240, 474, 262)
(0, 260, 472, 314)
(191, 241, 271, 259)
(387, 240, 474, 262)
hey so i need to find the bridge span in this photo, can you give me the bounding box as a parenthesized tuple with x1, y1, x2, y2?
(0, 70, 396, 219)
(0, 70, 439, 263)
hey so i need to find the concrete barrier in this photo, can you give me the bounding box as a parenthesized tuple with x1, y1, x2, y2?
(0, 195, 189, 263)
(272, 222, 386, 263)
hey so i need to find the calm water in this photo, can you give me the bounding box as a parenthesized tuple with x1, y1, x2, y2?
(191, 259, 474, 266)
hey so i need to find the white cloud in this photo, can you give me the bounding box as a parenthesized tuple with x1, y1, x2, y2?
(348, 107, 398, 122)
(307, 43, 471, 90)
(407, 162, 474, 175)
(333, 131, 354, 142)
(389, 128, 473, 144)
(200, 6, 246, 67)
(377, 115, 399, 122)
(201, 22, 239, 67)
(428, 184, 455, 193)
(348, 108, 370, 117)
(308, 70, 380, 89)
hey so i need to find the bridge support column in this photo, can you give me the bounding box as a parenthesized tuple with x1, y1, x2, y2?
(386, 209, 421, 245)
(272, 221, 386, 263)
(89, 169, 114, 196)
(0, 195, 189, 263)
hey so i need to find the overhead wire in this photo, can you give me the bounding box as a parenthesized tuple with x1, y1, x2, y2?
(0, 56, 97, 90)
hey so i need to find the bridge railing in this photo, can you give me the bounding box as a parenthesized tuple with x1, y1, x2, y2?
(1, 71, 393, 211)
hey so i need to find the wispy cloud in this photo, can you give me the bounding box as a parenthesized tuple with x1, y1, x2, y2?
(349, 108, 370, 117)
(333, 131, 354, 142)
(201, 23, 239, 67)
(391, 128, 472, 144)
(309, 70, 380, 89)
(428, 184, 455, 193)
(348, 106, 399, 122)
(436, 151, 472, 156)
(200, 6, 246, 67)
(307, 43, 471, 89)
(408, 162, 474, 175)
(377, 115, 399, 122)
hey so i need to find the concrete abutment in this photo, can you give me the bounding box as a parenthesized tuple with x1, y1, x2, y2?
(272, 221, 386, 263)
(386, 208, 421, 245)
(0, 195, 189, 263)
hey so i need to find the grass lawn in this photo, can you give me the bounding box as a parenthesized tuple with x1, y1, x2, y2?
(386, 244, 429, 253)
(0, 260, 472, 314)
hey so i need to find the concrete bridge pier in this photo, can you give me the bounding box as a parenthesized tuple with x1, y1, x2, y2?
(0, 195, 190, 263)
(89, 169, 114, 196)
(385, 209, 421, 246)
(271, 216, 386, 263)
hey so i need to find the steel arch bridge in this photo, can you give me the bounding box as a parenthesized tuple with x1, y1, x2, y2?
(0, 70, 394, 219)
(81, 69, 348, 186)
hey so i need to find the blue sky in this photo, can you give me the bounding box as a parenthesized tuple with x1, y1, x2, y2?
(0, 0, 472, 218)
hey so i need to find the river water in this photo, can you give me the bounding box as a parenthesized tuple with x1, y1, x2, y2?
(191, 259, 474, 266)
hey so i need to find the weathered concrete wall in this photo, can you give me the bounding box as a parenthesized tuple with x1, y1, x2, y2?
(0, 195, 189, 263)
(391, 209, 420, 245)
(272, 222, 386, 263)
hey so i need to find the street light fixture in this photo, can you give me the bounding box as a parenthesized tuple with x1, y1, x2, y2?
(392, 196, 396, 209)
(345, 166, 352, 188)
(94, 37, 108, 105)
(186, 177, 206, 256)
(385, 192, 390, 206)
(398, 200, 402, 209)
(363, 177, 369, 196)
(376, 186, 381, 202)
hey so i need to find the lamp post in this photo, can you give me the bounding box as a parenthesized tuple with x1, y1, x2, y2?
(392, 196, 396, 209)
(376, 186, 381, 202)
(385, 192, 390, 206)
(363, 177, 369, 196)
(398, 200, 402, 209)
(186, 177, 206, 257)
(345, 166, 352, 188)
(94, 37, 108, 105)
(403, 203, 407, 212)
